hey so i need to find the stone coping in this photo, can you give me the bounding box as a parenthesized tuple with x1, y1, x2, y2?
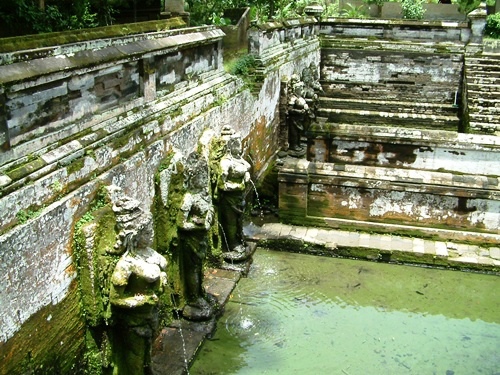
(0, 27, 225, 85)
(0, 18, 187, 58)
(308, 124, 500, 148)
(279, 158, 500, 195)
(251, 17, 318, 31)
(320, 17, 469, 28)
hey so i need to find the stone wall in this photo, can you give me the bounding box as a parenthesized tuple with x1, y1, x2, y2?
(279, 18, 500, 240)
(0, 19, 320, 373)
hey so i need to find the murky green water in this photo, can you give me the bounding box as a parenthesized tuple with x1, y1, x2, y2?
(190, 249, 500, 375)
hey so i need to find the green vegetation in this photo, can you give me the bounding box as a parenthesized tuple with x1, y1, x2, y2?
(16, 206, 44, 224)
(340, 3, 368, 18)
(401, 0, 426, 20)
(485, 12, 500, 39)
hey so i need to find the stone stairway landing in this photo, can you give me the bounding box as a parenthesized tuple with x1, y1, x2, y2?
(465, 53, 500, 134)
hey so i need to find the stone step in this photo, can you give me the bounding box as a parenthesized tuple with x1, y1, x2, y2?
(467, 76, 500, 85)
(467, 71, 500, 81)
(467, 83, 500, 93)
(319, 97, 458, 116)
(317, 108, 459, 130)
(466, 63, 500, 73)
(467, 89, 500, 99)
(469, 121, 500, 134)
(465, 54, 500, 65)
(469, 101, 500, 116)
(469, 113, 500, 123)
(322, 81, 454, 103)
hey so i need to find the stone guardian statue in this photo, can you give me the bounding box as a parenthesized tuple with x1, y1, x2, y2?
(287, 74, 310, 157)
(217, 127, 252, 261)
(177, 151, 215, 321)
(109, 189, 168, 375)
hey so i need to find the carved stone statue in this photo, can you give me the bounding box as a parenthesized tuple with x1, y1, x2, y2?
(177, 151, 215, 321)
(287, 74, 310, 157)
(302, 62, 323, 122)
(302, 62, 323, 100)
(109, 189, 168, 375)
(217, 127, 251, 261)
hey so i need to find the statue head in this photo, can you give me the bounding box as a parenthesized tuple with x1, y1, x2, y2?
(184, 151, 209, 193)
(226, 134, 243, 158)
(112, 193, 154, 253)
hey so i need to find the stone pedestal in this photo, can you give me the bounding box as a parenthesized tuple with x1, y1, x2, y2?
(468, 2, 487, 45)
(162, 0, 190, 24)
(165, 0, 185, 13)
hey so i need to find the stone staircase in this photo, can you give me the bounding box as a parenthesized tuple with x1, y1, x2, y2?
(465, 53, 500, 134)
(316, 97, 460, 131)
(318, 35, 464, 132)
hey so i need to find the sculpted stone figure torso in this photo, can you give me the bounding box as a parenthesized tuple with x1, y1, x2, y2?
(218, 132, 251, 260)
(178, 152, 215, 321)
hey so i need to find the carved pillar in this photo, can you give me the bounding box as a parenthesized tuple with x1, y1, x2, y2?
(468, 2, 487, 47)
(141, 57, 156, 102)
(162, 0, 190, 24)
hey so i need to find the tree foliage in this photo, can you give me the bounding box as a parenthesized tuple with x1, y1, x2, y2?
(186, 0, 338, 25)
(0, 0, 157, 36)
(485, 12, 500, 38)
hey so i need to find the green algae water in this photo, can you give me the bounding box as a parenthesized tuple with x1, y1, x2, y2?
(190, 249, 500, 375)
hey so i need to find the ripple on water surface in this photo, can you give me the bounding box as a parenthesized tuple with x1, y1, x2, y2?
(191, 249, 500, 375)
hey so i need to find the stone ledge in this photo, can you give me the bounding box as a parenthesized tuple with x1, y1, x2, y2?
(248, 221, 500, 274)
(0, 18, 189, 64)
(0, 28, 225, 85)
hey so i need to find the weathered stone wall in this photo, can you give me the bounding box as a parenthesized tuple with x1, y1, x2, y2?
(279, 157, 500, 234)
(279, 18, 500, 240)
(0, 18, 321, 373)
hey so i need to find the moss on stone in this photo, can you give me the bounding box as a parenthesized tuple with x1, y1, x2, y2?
(152, 153, 185, 319)
(6, 157, 46, 181)
(0, 281, 86, 374)
(0, 19, 186, 54)
(66, 156, 86, 176)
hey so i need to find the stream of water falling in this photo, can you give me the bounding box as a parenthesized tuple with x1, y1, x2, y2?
(172, 301, 190, 375)
(190, 248, 500, 374)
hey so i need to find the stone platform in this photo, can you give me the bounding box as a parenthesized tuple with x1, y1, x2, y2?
(246, 221, 500, 274)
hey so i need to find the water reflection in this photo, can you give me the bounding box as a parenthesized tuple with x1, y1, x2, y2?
(191, 249, 500, 374)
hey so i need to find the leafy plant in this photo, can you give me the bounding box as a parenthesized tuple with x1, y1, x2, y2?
(211, 14, 232, 25)
(455, 0, 481, 14)
(485, 12, 500, 39)
(401, 0, 426, 20)
(229, 53, 257, 76)
(340, 3, 368, 18)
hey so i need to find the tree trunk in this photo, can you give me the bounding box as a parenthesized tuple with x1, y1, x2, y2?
(39, 0, 45, 10)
